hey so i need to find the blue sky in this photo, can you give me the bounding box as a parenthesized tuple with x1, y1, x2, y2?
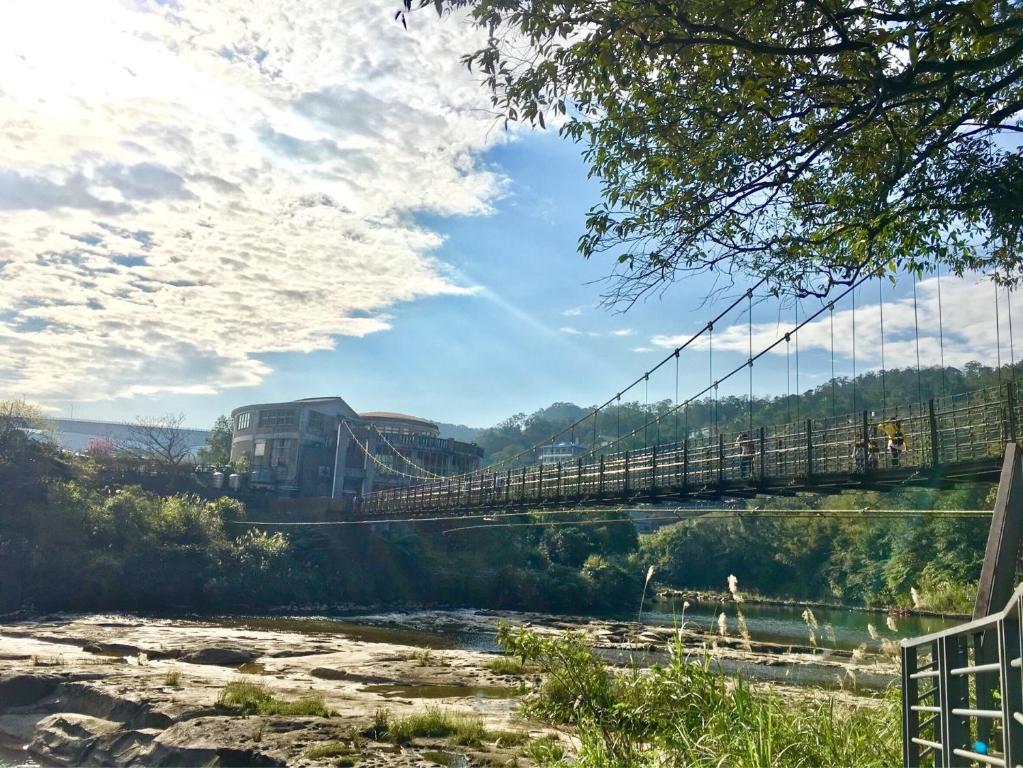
(1, 1, 1015, 431)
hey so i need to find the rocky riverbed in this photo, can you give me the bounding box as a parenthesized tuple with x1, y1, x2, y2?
(0, 611, 898, 766)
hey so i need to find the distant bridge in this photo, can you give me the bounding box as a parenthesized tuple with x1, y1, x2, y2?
(357, 383, 1014, 518)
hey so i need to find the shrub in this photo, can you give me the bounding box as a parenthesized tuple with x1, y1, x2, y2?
(216, 681, 334, 717)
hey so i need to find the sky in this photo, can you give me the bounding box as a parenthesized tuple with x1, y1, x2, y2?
(1, 0, 1019, 430)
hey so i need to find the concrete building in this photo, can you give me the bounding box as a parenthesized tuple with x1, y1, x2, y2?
(539, 441, 588, 467)
(229, 398, 483, 499)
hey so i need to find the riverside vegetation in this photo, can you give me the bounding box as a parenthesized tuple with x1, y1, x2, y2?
(0, 387, 992, 614)
(495, 625, 901, 767)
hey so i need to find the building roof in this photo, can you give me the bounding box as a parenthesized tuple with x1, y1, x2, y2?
(231, 396, 356, 418)
(359, 411, 439, 431)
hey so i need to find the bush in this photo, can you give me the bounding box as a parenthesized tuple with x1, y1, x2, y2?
(497, 625, 901, 767)
(216, 681, 334, 717)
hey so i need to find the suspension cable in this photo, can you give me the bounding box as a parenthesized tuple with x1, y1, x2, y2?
(343, 421, 438, 480)
(794, 301, 801, 423)
(996, 281, 1004, 388)
(371, 427, 444, 479)
(748, 289, 754, 434)
(1008, 288, 1016, 384)
(912, 273, 923, 404)
(936, 264, 947, 396)
(852, 283, 858, 412)
(829, 300, 836, 419)
(674, 350, 680, 445)
(879, 278, 887, 413)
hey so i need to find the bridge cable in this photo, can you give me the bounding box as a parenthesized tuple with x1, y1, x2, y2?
(571, 271, 878, 463)
(785, 326, 792, 424)
(794, 301, 801, 423)
(879, 278, 888, 413)
(852, 283, 858, 412)
(343, 421, 439, 481)
(912, 274, 923, 405)
(936, 265, 947, 395)
(370, 425, 445, 480)
(996, 282, 1004, 388)
(644, 373, 649, 448)
(674, 350, 680, 445)
(748, 290, 754, 434)
(709, 320, 715, 436)
(829, 300, 837, 420)
(1007, 288, 1016, 384)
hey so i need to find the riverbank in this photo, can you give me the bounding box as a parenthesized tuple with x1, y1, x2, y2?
(0, 609, 903, 766)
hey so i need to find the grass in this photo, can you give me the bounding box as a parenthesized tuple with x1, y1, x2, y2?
(163, 669, 182, 688)
(216, 681, 335, 717)
(522, 735, 566, 764)
(370, 708, 524, 749)
(306, 740, 359, 765)
(405, 649, 444, 667)
(484, 656, 535, 676)
(498, 624, 901, 767)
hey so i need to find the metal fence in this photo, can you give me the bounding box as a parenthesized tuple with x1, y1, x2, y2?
(902, 581, 1023, 767)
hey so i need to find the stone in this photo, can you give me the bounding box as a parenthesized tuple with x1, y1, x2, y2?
(0, 673, 61, 709)
(28, 713, 123, 765)
(179, 647, 259, 667)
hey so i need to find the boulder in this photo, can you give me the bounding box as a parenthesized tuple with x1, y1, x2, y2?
(179, 647, 259, 667)
(0, 674, 61, 710)
(28, 713, 123, 765)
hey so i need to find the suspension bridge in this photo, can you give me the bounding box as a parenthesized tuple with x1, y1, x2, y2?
(352, 271, 1021, 520)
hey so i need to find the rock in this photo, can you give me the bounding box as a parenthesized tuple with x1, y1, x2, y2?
(28, 713, 123, 765)
(83, 642, 142, 657)
(0, 673, 61, 709)
(179, 647, 259, 667)
(309, 667, 348, 680)
(146, 718, 288, 766)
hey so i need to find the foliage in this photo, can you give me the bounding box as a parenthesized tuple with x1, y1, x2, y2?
(409, 0, 1023, 303)
(497, 625, 901, 767)
(122, 413, 194, 466)
(0, 430, 643, 613)
(379, 708, 489, 746)
(216, 681, 334, 717)
(640, 484, 991, 611)
(476, 363, 1020, 464)
(197, 415, 232, 466)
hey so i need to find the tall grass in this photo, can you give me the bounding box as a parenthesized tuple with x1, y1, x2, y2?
(216, 681, 335, 717)
(497, 624, 901, 767)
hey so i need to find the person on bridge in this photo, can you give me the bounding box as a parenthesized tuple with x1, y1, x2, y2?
(735, 432, 755, 478)
(852, 434, 866, 472)
(879, 420, 907, 467)
(866, 433, 881, 470)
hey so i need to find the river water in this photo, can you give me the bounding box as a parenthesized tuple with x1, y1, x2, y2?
(639, 598, 962, 652)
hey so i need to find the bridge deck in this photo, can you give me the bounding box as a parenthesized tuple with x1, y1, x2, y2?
(358, 384, 1017, 519)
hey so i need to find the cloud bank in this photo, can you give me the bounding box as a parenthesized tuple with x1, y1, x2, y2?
(0, 0, 504, 402)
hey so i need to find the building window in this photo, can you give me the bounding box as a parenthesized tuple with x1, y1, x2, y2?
(254, 439, 266, 457)
(307, 410, 330, 435)
(236, 412, 251, 430)
(258, 408, 296, 428)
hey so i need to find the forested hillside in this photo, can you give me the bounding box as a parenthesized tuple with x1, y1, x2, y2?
(476, 363, 1018, 464)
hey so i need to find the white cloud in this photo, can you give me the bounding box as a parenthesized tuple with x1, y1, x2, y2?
(649, 276, 1019, 371)
(559, 326, 583, 336)
(632, 346, 653, 353)
(0, 0, 508, 402)
(610, 328, 634, 337)
(561, 305, 585, 317)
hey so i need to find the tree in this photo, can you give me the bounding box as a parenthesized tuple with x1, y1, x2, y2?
(197, 415, 232, 466)
(405, 0, 1023, 302)
(0, 399, 54, 462)
(122, 413, 194, 467)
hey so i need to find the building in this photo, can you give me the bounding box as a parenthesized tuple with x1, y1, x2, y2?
(51, 418, 209, 458)
(539, 441, 588, 467)
(229, 398, 483, 499)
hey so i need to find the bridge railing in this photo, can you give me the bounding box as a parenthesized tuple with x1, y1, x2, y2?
(902, 580, 1023, 768)
(358, 383, 1017, 516)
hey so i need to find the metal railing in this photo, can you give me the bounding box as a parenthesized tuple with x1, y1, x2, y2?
(902, 581, 1023, 767)
(357, 382, 1020, 517)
